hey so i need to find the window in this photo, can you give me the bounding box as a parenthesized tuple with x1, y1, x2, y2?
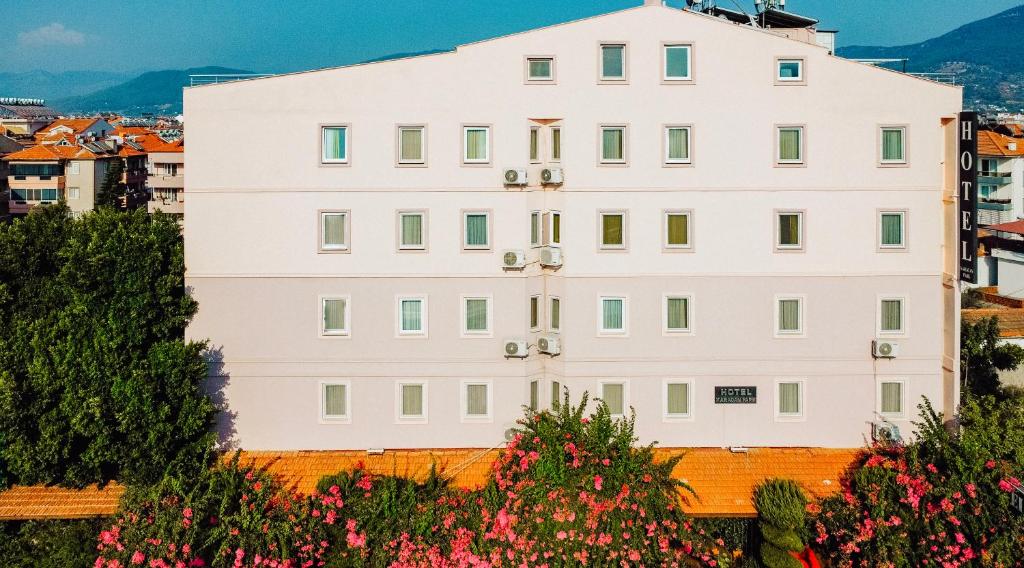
(529, 380, 539, 411)
(879, 211, 906, 249)
(68, 187, 80, 200)
(776, 211, 803, 251)
(321, 126, 349, 163)
(664, 381, 692, 419)
(69, 162, 80, 175)
(664, 126, 692, 164)
(550, 297, 561, 331)
(599, 296, 627, 335)
(600, 211, 626, 249)
(600, 381, 626, 417)
(600, 43, 626, 81)
(462, 296, 492, 336)
(463, 126, 490, 164)
(663, 44, 692, 81)
(600, 125, 626, 164)
(529, 127, 540, 162)
(165, 163, 179, 177)
(981, 158, 998, 174)
(551, 127, 562, 161)
(880, 127, 907, 164)
(398, 211, 426, 250)
(551, 380, 562, 408)
(664, 210, 692, 250)
(321, 296, 350, 336)
(321, 382, 351, 422)
(320, 211, 350, 252)
(777, 126, 804, 164)
(526, 57, 554, 82)
(463, 210, 491, 250)
(775, 296, 804, 336)
(879, 380, 905, 417)
(530, 295, 540, 330)
(397, 296, 427, 336)
(462, 381, 492, 421)
(776, 381, 803, 418)
(980, 184, 996, 199)
(397, 382, 427, 421)
(398, 126, 425, 165)
(664, 295, 692, 334)
(545, 211, 562, 246)
(879, 297, 906, 335)
(530, 211, 541, 247)
(776, 58, 804, 82)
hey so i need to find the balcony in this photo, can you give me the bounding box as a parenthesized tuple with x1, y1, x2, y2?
(979, 171, 1012, 186)
(148, 174, 184, 189)
(148, 199, 184, 215)
(9, 175, 65, 190)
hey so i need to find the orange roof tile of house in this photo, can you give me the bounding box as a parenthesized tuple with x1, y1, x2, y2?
(962, 308, 1024, 338)
(40, 118, 102, 135)
(149, 139, 184, 153)
(113, 126, 153, 136)
(0, 447, 860, 520)
(1, 143, 106, 161)
(979, 130, 1024, 157)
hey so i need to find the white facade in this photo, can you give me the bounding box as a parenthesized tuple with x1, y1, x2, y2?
(184, 4, 963, 451)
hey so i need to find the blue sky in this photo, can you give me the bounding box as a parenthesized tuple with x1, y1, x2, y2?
(3, 0, 1021, 74)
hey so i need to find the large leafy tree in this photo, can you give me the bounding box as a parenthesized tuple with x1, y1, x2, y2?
(961, 316, 1024, 398)
(0, 205, 215, 488)
(95, 158, 125, 209)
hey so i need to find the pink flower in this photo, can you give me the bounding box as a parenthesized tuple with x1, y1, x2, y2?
(556, 531, 567, 540)
(986, 460, 997, 470)
(182, 508, 193, 519)
(130, 551, 145, 565)
(594, 475, 603, 491)
(999, 479, 1015, 492)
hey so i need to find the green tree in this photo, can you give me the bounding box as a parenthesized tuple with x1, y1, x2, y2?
(95, 158, 125, 209)
(0, 205, 216, 488)
(961, 316, 1024, 398)
(755, 479, 807, 568)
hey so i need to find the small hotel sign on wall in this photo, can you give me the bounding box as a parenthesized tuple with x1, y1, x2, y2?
(714, 386, 757, 404)
(959, 111, 979, 284)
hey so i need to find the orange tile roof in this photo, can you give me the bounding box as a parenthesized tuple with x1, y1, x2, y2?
(148, 138, 184, 153)
(113, 126, 152, 136)
(0, 484, 124, 520)
(979, 130, 1024, 157)
(2, 143, 109, 161)
(962, 308, 1024, 338)
(41, 118, 102, 135)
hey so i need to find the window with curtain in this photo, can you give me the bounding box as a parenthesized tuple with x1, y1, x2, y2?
(778, 382, 801, 416)
(322, 298, 348, 335)
(880, 299, 904, 333)
(323, 384, 348, 418)
(399, 298, 423, 333)
(880, 382, 903, 415)
(464, 212, 489, 248)
(321, 212, 347, 250)
(665, 212, 690, 247)
(401, 384, 424, 417)
(777, 60, 803, 81)
(550, 212, 561, 244)
(601, 213, 625, 247)
(551, 127, 562, 161)
(465, 298, 489, 333)
(530, 296, 539, 329)
(550, 298, 561, 331)
(602, 383, 625, 415)
(466, 384, 488, 416)
(777, 298, 802, 334)
(531, 211, 540, 246)
(527, 58, 553, 80)
(666, 383, 690, 416)
(601, 44, 626, 79)
(601, 127, 625, 163)
(322, 126, 347, 162)
(778, 127, 803, 163)
(399, 212, 424, 249)
(601, 297, 625, 333)
(464, 127, 489, 163)
(666, 297, 690, 331)
(881, 128, 905, 163)
(664, 45, 691, 80)
(665, 127, 690, 163)
(777, 212, 802, 249)
(880, 212, 904, 248)
(529, 380, 539, 411)
(530, 127, 540, 161)
(399, 127, 424, 163)
(551, 381, 562, 408)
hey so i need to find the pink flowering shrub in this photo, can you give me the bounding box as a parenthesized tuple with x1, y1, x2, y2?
(813, 397, 1024, 567)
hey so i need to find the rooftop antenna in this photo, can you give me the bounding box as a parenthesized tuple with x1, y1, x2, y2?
(685, 0, 759, 27)
(754, 0, 786, 11)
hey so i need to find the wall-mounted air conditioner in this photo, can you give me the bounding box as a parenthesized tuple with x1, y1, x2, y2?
(540, 246, 562, 267)
(502, 249, 526, 269)
(541, 168, 563, 185)
(872, 340, 900, 359)
(503, 168, 527, 185)
(537, 334, 561, 356)
(504, 339, 529, 358)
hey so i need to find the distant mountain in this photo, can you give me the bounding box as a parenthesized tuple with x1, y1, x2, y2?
(52, 66, 253, 115)
(0, 70, 133, 101)
(838, 5, 1024, 111)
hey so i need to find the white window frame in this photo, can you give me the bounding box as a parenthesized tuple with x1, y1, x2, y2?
(550, 126, 562, 162)
(395, 295, 428, 337)
(462, 125, 491, 165)
(599, 42, 628, 83)
(529, 126, 541, 163)
(877, 295, 908, 337)
(545, 210, 562, 246)
(598, 124, 628, 165)
(598, 210, 628, 250)
(774, 379, 805, 421)
(461, 209, 492, 251)
(396, 380, 428, 423)
(879, 125, 908, 166)
(775, 58, 805, 84)
(525, 56, 556, 83)
(530, 210, 541, 247)
(68, 187, 80, 200)
(774, 210, 804, 252)
(878, 210, 907, 251)
(597, 295, 628, 336)
(662, 379, 694, 421)
(775, 125, 805, 165)
(460, 294, 493, 338)
(662, 43, 694, 82)
(663, 125, 693, 165)
(663, 209, 694, 251)
(68, 162, 80, 175)
(461, 379, 493, 422)
(396, 125, 426, 166)
(319, 380, 352, 424)
(396, 209, 427, 252)
(549, 296, 561, 332)
(876, 378, 907, 419)
(319, 210, 351, 253)
(320, 125, 350, 164)
(662, 294, 694, 335)
(774, 294, 806, 338)
(319, 295, 351, 338)
(598, 379, 628, 418)
(529, 294, 541, 331)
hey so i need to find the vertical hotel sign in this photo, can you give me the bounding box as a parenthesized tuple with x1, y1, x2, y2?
(960, 111, 979, 284)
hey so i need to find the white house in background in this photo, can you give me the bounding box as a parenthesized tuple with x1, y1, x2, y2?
(977, 130, 1024, 227)
(183, 0, 962, 452)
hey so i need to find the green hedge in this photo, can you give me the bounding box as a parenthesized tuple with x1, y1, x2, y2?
(0, 519, 108, 568)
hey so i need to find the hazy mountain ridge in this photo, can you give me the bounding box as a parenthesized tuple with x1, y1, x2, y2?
(0, 70, 134, 101)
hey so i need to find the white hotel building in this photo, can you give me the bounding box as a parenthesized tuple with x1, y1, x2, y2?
(184, 1, 963, 452)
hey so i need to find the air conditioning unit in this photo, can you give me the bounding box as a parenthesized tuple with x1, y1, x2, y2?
(504, 339, 529, 358)
(503, 168, 528, 185)
(872, 340, 900, 359)
(872, 421, 902, 443)
(502, 249, 526, 269)
(540, 246, 562, 267)
(537, 334, 561, 356)
(541, 168, 564, 185)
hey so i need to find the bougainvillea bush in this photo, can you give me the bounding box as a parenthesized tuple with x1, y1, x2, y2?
(813, 397, 1024, 567)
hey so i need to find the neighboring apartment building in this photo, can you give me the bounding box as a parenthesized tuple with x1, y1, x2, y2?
(146, 139, 184, 216)
(184, 1, 963, 452)
(0, 98, 60, 136)
(2, 143, 114, 215)
(33, 118, 116, 145)
(976, 130, 1024, 226)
